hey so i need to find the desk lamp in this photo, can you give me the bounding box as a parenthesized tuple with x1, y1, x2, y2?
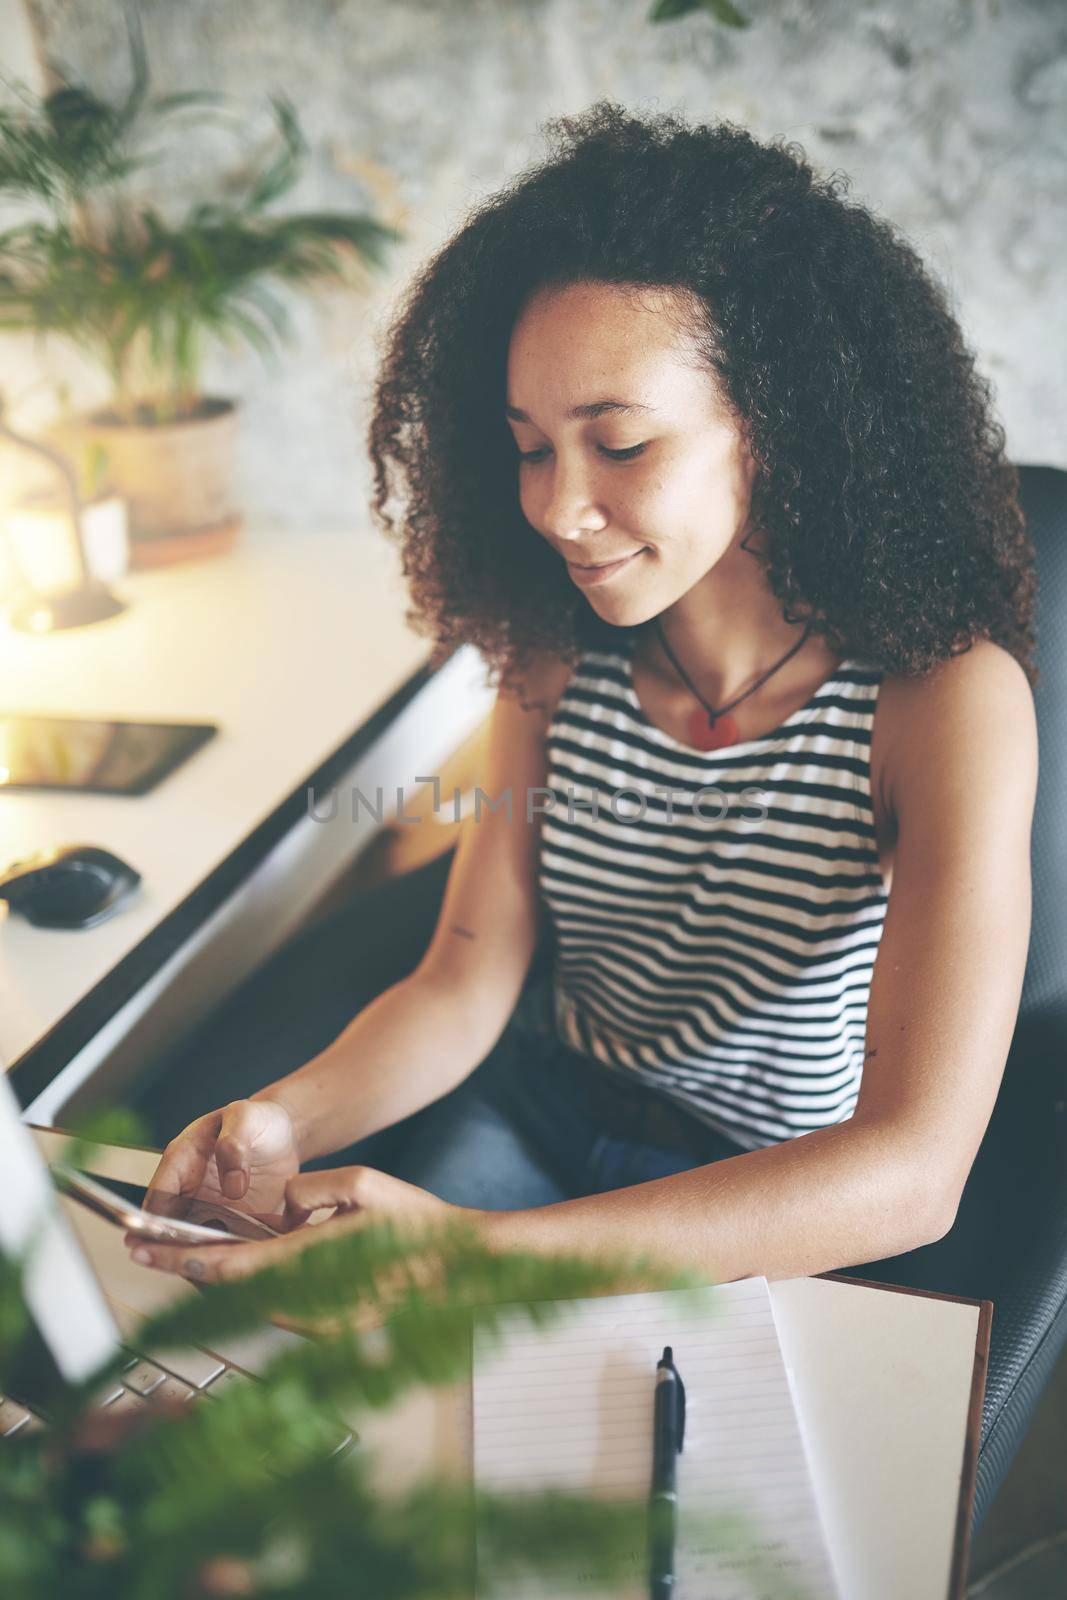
(0, 403, 127, 633)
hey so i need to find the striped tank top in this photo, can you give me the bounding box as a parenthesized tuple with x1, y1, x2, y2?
(537, 637, 890, 1152)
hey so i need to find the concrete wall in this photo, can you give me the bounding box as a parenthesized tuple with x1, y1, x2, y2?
(4, 0, 1065, 530)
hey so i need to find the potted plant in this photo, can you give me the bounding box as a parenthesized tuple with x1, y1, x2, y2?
(0, 23, 398, 566)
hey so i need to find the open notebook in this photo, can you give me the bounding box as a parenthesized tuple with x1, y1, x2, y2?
(472, 1274, 988, 1600)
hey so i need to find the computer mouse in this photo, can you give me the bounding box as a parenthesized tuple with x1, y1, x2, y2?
(0, 844, 141, 930)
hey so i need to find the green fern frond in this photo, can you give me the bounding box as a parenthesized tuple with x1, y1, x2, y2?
(0, 1204, 811, 1600)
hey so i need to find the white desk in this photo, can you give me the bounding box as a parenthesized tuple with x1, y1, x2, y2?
(2, 525, 494, 1120)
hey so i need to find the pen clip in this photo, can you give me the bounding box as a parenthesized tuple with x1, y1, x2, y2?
(675, 1373, 686, 1453)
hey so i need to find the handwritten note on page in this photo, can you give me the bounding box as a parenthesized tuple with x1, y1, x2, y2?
(472, 1278, 840, 1600)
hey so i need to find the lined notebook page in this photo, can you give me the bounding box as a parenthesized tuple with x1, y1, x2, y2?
(473, 1278, 840, 1600)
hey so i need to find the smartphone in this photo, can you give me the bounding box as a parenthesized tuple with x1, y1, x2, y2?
(51, 1165, 282, 1246)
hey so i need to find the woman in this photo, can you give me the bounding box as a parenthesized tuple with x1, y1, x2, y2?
(129, 102, 1038, 1293)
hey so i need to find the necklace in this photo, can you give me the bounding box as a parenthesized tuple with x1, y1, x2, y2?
(651, 619, 814, 752)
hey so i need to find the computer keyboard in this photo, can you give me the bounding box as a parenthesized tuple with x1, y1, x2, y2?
(0, 1392, 45, 1436)
(2, 1344, 354, 1464)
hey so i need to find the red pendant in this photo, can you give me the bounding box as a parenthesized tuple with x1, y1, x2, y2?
(688, 708, 740, 751)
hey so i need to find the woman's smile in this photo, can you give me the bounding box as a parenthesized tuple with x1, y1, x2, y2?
(566, 547, 647, 585)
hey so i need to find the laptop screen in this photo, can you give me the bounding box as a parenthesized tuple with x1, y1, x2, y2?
(0, 1071, 120, 1396)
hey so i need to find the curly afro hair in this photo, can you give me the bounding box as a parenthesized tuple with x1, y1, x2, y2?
(367, 101, 1037, 693)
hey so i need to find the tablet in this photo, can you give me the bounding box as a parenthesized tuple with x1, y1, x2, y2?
(0, 714, 217, 796)
(50, 1165, 281, 1246)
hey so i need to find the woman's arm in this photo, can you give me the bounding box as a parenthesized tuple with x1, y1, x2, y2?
(254, 651, 575, 1161)
(479, 640, 1039, 1284)
(253, 966, 522, 1161)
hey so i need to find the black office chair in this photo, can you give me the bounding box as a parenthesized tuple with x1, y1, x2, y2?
(834, 464, 1067, 1529)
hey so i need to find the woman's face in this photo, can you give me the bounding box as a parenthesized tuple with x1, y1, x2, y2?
(506, 280, 758, 628)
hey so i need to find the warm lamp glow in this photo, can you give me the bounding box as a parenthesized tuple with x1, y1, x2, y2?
(5, 496, 129, 596)
(0, 406, 128, 632)
(6, 502, 83, 594)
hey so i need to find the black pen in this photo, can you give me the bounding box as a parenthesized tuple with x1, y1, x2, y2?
(649, 1345, 686, 1600)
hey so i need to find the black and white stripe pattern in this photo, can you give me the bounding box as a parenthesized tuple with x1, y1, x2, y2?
(538, 641, 889, 1151)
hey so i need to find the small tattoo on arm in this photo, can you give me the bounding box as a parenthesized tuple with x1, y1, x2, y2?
(450, 925, 476, 941)
(864, 1048, 879, 1060)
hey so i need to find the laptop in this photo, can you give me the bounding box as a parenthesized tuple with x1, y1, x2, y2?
(0, 1069, 352, 1454)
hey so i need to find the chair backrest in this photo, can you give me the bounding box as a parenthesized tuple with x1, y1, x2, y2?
(1015, 465, 1067, 1037)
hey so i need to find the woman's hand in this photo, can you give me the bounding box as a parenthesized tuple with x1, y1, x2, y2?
(125, 1165, 464, 1292)
(143, 1097, 301, 1223)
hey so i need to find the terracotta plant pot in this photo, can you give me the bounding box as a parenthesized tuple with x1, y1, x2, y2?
(55, 397, 242, 568)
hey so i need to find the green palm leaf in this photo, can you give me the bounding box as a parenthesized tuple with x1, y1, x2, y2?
(650, 0, 751, 25)
(0, 25, 401, 418)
